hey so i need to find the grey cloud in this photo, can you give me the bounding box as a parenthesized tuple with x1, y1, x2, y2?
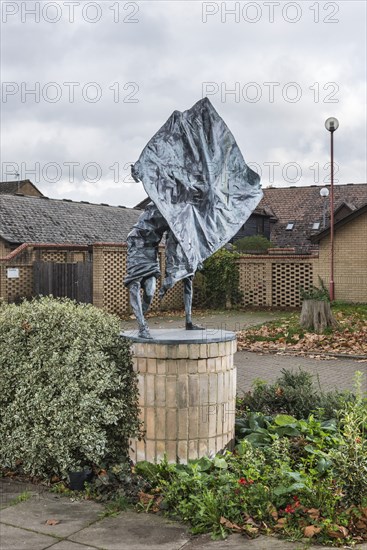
(1, 0, 366, 207)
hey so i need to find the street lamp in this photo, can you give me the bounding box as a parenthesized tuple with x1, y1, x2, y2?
(325, 117, 339, 301)
(319, 187, 329, 229)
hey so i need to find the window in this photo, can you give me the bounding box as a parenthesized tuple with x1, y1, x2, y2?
(312, 222, 320, 230)
(256, 216, 265, 235)
(286, 223, 294, 230)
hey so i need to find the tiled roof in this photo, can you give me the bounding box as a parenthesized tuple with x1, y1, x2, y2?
(310, 203, 367, 242)
(259, 183, 367, 252)
(0, 194, 141, 245)
(0, 179, 43, 196)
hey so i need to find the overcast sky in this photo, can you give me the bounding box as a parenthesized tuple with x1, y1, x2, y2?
(1, 0, 366, 207)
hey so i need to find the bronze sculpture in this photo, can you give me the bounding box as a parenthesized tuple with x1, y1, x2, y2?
(125, 98, 262, 339)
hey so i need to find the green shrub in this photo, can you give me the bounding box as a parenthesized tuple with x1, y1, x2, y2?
(300, 276, 330, 302)
(329, 374, 367, 505)
(234, 235, 273, 252)
(194, 248, 242, 309)
(237, 369, 354, 420)
(0, 297, 141, 479)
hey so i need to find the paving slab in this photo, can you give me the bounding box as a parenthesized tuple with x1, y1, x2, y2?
(70, 510, 190, 550)
(121, 310, 286, 333)
(0, 523, 57, 550)
(46, 541, 103, 550)
(0, 478, 47, 509)
(236, 351, 367, 394)
(0, 491, 103, 538)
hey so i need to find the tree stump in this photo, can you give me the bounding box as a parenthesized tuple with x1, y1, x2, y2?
(300, 300, 337, 333)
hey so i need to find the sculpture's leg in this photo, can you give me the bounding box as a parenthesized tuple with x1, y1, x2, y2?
(142, 276, 156, 314)
(128, 281, 152, 339)
(184, 277, 204, 330)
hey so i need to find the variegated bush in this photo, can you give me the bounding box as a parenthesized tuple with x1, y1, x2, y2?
(0, 296, 141, 479)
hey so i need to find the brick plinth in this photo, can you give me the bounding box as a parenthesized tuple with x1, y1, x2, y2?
(124, 330, 237, 464)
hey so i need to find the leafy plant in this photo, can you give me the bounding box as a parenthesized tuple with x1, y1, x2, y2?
(236, 369, 353, 420)
(234, 235, 273, 253)
(194, 248, 242, 309)
(0, 297, 142, 479)
(300, 276, 330, 302)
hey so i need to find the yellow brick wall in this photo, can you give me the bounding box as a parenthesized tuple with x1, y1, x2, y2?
(313, 212, 367, 303)
(5, 265, 34, 303)
(0, 245, 35, 304)
(237, 256, 314, 308)
(92, 245, 184, 317)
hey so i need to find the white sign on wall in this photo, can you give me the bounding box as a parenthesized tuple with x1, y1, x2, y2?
(7, 268, 20, 279)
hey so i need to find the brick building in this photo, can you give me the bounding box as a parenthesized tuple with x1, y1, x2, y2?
(136, 183, 367, 254)
(311, 204, 367, 303)
(1, 182, 366, 310)
(253, 183, 367, 253)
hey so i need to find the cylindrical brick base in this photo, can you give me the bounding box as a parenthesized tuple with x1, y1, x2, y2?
(123, 329, 237, 464)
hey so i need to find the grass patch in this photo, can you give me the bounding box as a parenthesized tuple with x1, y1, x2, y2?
(8, 491, 32, 506)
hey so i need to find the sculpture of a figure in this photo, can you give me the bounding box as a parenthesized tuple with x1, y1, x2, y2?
(125, 98, 262, 339)
(124, 203, 200, 339)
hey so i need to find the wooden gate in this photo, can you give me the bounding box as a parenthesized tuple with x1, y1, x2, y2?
(33, 262, 93, 304)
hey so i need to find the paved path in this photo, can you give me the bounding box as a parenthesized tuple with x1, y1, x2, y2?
(236, 351, 367, 395)
(121, 309, 289, 333)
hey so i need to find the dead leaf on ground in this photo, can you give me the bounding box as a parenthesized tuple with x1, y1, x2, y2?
(274, 518, 287, 529)
(327, 525, 349, 538)
(219, 516, 242, 531)
(304, 525, 322, 538)
(137, 491, 154, 506)
(45, 519, 60, 526)
(306, 508, 320, 520)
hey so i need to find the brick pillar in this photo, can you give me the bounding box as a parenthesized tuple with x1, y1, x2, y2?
(92, 245, 104, 309)
(125, 330, 237, 464)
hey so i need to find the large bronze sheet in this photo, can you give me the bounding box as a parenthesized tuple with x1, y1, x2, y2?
(132, 97, 262, 274)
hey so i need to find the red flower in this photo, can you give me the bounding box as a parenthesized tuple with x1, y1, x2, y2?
(238, 477, 254, 486)
(285, 505, 295, 514)
(292, 495, 299, 501)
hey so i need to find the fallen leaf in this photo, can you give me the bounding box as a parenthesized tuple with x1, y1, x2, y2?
(45, 519, 60, 526)
(152, 496, 163, 513)
(219, 516, 242, 531)
(274, 518, 287, 529)
(327, 525, 349, 538)
(304, 525, 322, 537)
(306, 508, 320, 520)
(138, 491, 154, 506)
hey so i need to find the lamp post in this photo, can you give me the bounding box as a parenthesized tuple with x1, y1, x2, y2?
(324, 117, 339, 301)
